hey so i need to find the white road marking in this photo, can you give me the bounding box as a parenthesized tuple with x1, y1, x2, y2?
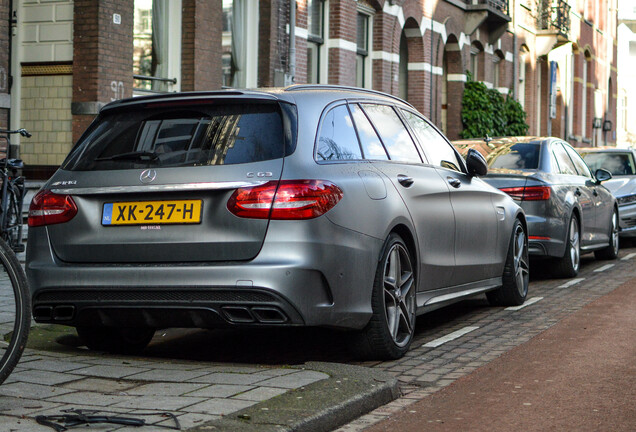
(622, 253, 636, 261)
(422, 326, 479, 348)
(594, 264, 615, 272)
(558, 278, 585, 289)
(505, 296, 543, 311)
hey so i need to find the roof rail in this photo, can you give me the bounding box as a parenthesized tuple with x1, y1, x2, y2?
(284, 84, 414, 108)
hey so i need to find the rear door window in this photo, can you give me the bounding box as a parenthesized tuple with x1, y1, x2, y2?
(361, 104, 422, 163)
(315, 104, 363, 161)
(563, 143, 593, 179)
(349, 104, 388, 160)
(551, 143, 578, 175)
(63, 102, 287, 171)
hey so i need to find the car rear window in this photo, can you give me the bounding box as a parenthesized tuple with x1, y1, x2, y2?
(582, 152, 636, 175)
(62, 102, 288, 171)
(487, 143, 540, 170)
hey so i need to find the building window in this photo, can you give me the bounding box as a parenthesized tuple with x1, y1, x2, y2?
(356, 12, 369, 88)
(307, 0, 324, 84)
(224, 0, 259, 88)
(493, 51, 504, 89)
(470, 44, 481, 80)
(133, 0, 182, 93)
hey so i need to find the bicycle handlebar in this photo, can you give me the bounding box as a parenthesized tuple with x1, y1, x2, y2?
(0, 129, 31, 138)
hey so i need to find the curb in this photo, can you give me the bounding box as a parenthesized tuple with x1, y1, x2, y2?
(190, 361, 400, 432)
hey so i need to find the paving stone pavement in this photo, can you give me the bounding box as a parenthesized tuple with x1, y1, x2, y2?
(0, 349, 330, 431)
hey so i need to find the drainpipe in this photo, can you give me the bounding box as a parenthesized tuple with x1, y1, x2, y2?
(429, 13, 433, 121)
(512, 0, 518, 101)
(289, 0, 296, 84)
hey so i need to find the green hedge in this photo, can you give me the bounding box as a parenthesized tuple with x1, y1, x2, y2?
(460, 74, 529, 139)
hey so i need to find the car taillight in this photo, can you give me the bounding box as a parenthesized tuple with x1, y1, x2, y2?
(28, 190, 78, 227)
(500, 186, 551, 201)
(227, 180, 343, 220)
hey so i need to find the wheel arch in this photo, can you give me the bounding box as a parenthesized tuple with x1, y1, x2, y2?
(390, 224, 418, 267)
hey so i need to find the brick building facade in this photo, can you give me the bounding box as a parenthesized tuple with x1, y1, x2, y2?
(0, 0, 619, 179)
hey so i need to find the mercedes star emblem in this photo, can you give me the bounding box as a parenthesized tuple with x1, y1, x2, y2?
(140, 169, 157, 184)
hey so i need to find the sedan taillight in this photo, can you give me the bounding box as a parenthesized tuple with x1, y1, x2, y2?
(227, 180, 343, 220)
(28, 190, 78, 227)
(500, 186, 551, 201)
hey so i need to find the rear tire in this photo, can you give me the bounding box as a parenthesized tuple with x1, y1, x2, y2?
(351, 233, 416, 360)
(487, 219, 529, 306)
(594, 209, 619, 260)
(76, 326, 155, 354)
(553, 214, 580, 278)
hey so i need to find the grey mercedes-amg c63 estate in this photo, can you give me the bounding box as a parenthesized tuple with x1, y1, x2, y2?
(26, 85, 528, 359)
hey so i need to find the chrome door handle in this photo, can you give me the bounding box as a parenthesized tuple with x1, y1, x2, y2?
(397, 175, 414, 187)
(447, 177, 461, 188)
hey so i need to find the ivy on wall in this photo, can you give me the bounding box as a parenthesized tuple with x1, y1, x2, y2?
(460, 73, 529, 139)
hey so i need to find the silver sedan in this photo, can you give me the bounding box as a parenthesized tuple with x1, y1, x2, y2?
(455, 137, 619, 278)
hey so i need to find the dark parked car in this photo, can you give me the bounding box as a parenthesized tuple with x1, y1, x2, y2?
(27, 86, 528, 360)
(579, 147, 636, 238)
(455, 137, 619, 278)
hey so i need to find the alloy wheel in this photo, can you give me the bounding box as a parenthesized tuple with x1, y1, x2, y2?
(569, 217, 580, 272)
(382, 243, 416, 348)
(611, 211, 619, 255)
(513, 224, 530, 297)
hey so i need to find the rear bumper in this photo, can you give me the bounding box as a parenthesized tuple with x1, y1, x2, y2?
(526, 215, 566, 258)
(26, 219, 383, 331)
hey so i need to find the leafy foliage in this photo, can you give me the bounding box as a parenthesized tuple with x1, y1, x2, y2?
(460, 73, 529, 138)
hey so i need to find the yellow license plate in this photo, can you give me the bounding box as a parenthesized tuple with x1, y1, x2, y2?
(102, 200, 202, 225)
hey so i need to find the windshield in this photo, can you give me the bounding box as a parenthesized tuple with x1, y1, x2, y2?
(63, 102, 288, 171)
(581, 152, 636, 176)
(487, 143, 540, 170)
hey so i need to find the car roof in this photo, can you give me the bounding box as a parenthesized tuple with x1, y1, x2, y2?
(100, 85, 414, 113)
(578, 146, 635, 154)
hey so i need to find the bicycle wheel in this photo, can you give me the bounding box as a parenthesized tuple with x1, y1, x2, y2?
(1, 185, 23, 252)
(0, 237, 30, 384)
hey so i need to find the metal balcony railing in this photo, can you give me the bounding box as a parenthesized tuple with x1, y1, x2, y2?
(464, 0, 510, 17)
(537, 0, 571, 37)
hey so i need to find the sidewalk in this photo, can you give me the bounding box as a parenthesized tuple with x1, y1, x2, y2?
(362, 277, 636, 432)
(0, 328, 398, 431)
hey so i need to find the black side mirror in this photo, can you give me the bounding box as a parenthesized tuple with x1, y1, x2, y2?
(594, 168, 612, 184)
(466, 148, 488, 177)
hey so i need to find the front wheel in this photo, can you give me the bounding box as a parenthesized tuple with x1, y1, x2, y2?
(553, 214, 580, 278)
(351, 233, 416, 360)
(487, 219, 529, 306)
(594, 209, 619, 260)
(76, 326, 155, 354)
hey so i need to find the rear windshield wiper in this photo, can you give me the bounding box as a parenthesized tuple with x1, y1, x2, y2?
(94, 151, 160, 162)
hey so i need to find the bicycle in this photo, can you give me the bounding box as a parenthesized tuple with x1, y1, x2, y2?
(0, 128, 30, 253)
(0, 236, 30, 384)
